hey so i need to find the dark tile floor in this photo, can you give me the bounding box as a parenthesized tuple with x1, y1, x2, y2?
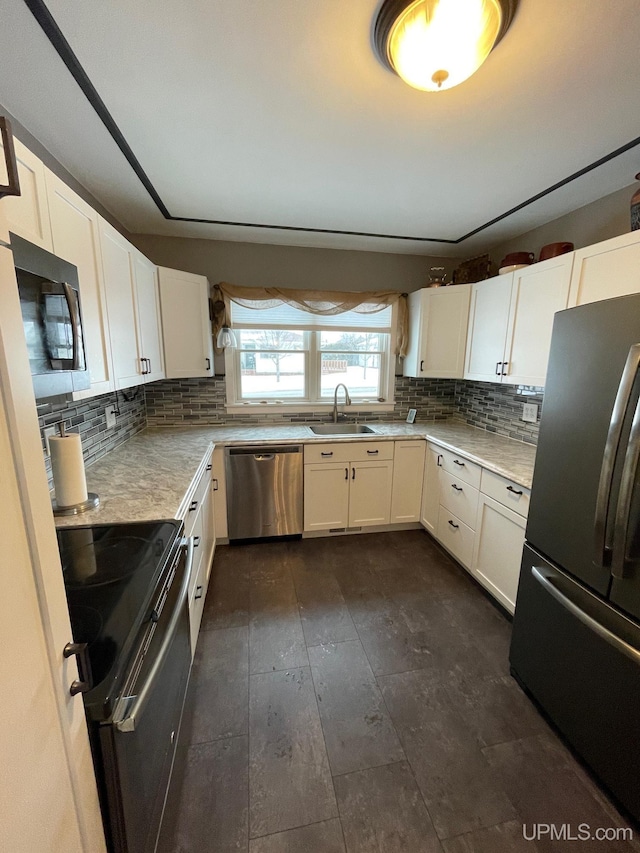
(160, 531, 638, 853)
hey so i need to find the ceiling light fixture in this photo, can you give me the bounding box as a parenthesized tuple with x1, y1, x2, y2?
(374, 0, 517, 92)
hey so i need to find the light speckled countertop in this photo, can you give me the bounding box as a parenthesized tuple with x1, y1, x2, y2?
(54, 421, 536, 528)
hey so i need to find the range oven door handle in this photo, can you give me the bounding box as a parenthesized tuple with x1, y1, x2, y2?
(114, 536, 195, 733)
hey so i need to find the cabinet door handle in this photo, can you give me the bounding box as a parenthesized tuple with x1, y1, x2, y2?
(140, 357, 148, 375)
(506, 485, 523, 495)
(352, 467, 355, 480)
(194, 585, 203, 600)
(205, 357, 211, 371)
(420, 359, 424, 372)
(448, 520, 459, 529)
(495, 361, 502, 375)
(345, 467, 348, 480)
(63, 642, 93, 696)
(367, 449, 379, 455)
(321, 451, 333, 457)
(453, 459, 465, 467)
(189, 500, 198, 512)
(206, 464, 212, 471)
(451, 484, 463, 491)
(501, 361, 509, 375)
(213, 478, 219, 491)
(194, 536, 201, 547)
(436, 454, 442, 467)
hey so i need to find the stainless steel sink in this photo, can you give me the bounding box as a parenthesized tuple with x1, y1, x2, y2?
(309, 424, 376, 435)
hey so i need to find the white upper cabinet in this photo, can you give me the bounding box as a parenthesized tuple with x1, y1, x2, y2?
(1, 137, 53, 251)
(568, 230, 640, 307)
(45, 170, 115, 399)
(99, 219, 164, 389)
(465, 253, 573, 387)
(157, 267, 213, 378)
(403, 285, 471, 379)
(132, 251, 164, 383)
(464, 273, 514, 382)
(502, 255, 573, 386)
(99, 220, 142, 389)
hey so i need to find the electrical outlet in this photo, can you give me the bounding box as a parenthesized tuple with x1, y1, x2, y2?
(105, 406, 117, 429)
(522, 403, 538, 423)
(43, 426, 56, 456)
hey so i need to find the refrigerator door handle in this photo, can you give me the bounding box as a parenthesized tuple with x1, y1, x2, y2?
(611, 393, 640, 579)
(594, 343, 640, 568)
(532, 565, 640, 666)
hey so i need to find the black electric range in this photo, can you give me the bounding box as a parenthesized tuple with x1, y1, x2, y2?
(57, 520, 194, 853)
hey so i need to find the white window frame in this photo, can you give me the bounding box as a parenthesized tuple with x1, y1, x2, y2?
(224, 304, 397, 414)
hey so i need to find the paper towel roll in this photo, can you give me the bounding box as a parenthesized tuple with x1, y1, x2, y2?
(50, 433, 88, 507)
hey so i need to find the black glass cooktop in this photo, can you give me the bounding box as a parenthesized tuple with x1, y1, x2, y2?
(57, 520, 183, 719)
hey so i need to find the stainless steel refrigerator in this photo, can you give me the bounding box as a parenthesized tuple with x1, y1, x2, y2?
(510, 292, 640, 822)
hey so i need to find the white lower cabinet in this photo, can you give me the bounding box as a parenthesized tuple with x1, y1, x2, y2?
(421, 441, 530, 612)
(471, 494, 526, 614)
(304, 462, 350, 531)
(303, 441, 398, 532)
(181, 448, 215, 658)
(420, 443, 442, 535)
(390, 440, 426, 523)
(349, 460, 393, 526)
(437, 506, 475, 568)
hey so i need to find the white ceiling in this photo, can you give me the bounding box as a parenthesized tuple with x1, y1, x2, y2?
(1, 0, 640, 256)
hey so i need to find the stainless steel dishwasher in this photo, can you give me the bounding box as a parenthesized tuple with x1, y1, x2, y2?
(226, 445, 303, 541)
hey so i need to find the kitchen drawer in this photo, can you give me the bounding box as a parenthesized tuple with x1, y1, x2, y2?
(183, 461, 212, 536)
(304, 440, 393, 464)
(438, 469, 479, 530)
(437, 446, 481, 489)
(480, 468, 531, 518)
(437, 505, 475, 569)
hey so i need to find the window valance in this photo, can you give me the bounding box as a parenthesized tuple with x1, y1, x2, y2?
(212, 282, 409, 357)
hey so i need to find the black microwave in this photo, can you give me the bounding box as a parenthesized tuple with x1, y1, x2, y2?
(12, 233, 90, 399)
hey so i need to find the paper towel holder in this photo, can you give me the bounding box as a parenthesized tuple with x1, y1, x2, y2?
(52, 493, 100, 517)
(50, 421, 100, 516)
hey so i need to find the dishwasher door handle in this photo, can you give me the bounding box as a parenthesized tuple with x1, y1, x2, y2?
(254, 454, 275, 461)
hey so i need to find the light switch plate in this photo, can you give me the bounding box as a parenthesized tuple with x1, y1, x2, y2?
(105, 406, 117, 429)
(522, 403, 538, 423)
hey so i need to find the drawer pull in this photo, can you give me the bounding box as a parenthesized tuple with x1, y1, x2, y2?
(451, 484, 463, 491)
(206, 464, 212, 471)
(453, 459, 465, 467)
(194, 536, 201, 547)
(321, 451, 333, 457)
(213, 478, 219, 491)
(367, 449, 379, 455)
(448, 520, 459, 529)
(506, 485, 523, 496)
(194, 585, 203, 600)
(188, 500, 198, 512)
(436, 454, 442, 467)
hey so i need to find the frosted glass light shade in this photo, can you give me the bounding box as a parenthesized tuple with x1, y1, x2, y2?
(384, 0, 504, 92)
(216, 326, 237, 349)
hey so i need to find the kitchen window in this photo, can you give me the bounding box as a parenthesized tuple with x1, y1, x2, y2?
(225, 301, 396, 412)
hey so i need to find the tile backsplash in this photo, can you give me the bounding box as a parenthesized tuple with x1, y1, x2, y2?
(39, 387, 146, 489)
(143, 376, 458, 426)
(38, 375, 542, 491)
(144, 375, 543, 444)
